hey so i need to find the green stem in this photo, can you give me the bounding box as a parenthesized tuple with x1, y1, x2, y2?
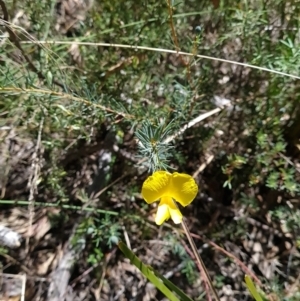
(0, 200, 118, 215)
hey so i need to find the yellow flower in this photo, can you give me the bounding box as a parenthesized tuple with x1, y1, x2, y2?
(141, 171, 198, 225)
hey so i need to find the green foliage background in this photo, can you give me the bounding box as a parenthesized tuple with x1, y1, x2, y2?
(1, 0, 300, 300)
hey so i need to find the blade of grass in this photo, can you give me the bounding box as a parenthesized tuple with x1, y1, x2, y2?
(21, 41, 300, 80)
(151, 269, 194, 301)
(245, 275, 264, 301)
(118, 241, 192, 301)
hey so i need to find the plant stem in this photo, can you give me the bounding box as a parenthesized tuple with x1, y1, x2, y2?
(0, 200, 118, 215)
(181, 219, 220, 301)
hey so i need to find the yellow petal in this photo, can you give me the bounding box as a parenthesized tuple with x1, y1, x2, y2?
(142, 171, 171, 204)
(167, 199, 183, 224)
(155, 197, 183, 225)
(168, 173, 198, 207)
(155, 197, 171, 225)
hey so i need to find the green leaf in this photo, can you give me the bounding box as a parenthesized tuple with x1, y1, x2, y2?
(245, 275, 263, 301)
(152, 269, 194, 301)
(118, 241, 193, 301)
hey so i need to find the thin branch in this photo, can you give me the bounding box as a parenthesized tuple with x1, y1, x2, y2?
(190, 232, 263, 287)
(166, 0, 180, 53)
(21, 274, 26, 301)
(181, 219, 220, 301)
(192, 154, 215, 178)
(180, 237, 212, 301)
(20, 41, 300, 80)
(26, 117, 44, 253)
(164, 108, 222, 144)
(166, 0, 188, 66)
(0, 10, 24, 47)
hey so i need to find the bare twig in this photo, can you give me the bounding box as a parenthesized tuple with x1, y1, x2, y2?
(26, 117, 44, 253)
(166, 0, 187, 63)
(190, 232, 263, 287)
(166, 0, 180, 53)
(21, 274, 26, 301)
(0, 255, 32, 274)
(181, 219, 220, 301)
(193, 154, 215, 178)
(164, 108, 222, 144)
(180, 237, 212, 301)
(0, 10, 24, 47)
(91, 251, 115, 301)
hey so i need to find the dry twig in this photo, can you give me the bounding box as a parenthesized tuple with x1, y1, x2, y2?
(26, 117, 44, 253)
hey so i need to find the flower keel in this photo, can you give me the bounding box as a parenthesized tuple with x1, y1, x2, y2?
(155, 197, 183, 225)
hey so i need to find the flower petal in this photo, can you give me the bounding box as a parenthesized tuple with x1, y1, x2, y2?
(155, 197, 171, 225)
(155, 197, 183, 225)
(142, 171, 171, 204)
(168, 173, 198, 207)
(167, 199, 183, 224)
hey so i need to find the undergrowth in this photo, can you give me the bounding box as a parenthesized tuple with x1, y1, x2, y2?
(0, 0, 300, 300)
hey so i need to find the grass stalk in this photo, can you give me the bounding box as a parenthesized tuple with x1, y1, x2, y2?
(181, 219, 220, 301)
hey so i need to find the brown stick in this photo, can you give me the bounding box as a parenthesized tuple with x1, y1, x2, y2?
(191, 232, 263, 287)
(182, 219, 220, 301)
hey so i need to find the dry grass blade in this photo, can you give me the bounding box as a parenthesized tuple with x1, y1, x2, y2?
(20, 41, 300, 80)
